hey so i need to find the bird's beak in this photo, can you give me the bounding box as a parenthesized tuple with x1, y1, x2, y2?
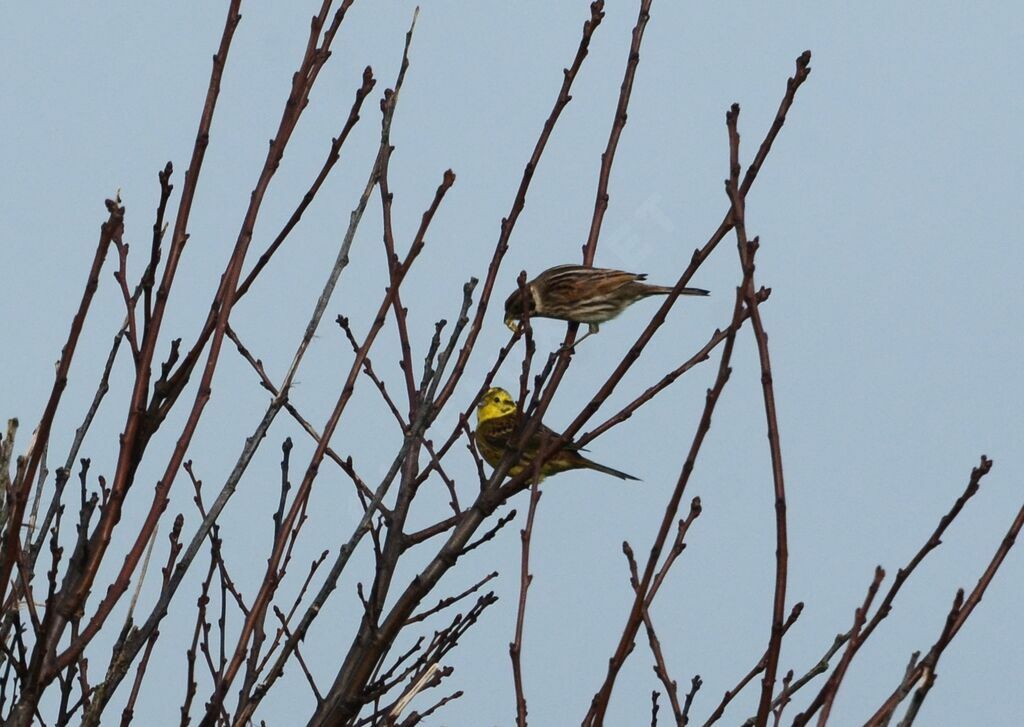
(504, 316, 520, 333)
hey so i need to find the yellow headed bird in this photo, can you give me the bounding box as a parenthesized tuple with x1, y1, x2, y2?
(474, 387, 639, 481)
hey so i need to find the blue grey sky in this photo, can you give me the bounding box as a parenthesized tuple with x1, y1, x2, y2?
(2, 2, 1022, 725)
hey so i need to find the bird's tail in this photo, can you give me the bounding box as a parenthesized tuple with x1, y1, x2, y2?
(583, 459, 640, 481)
(646, 285, 710, 297)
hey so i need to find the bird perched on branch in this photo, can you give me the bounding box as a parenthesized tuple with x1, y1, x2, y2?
(504, 264, 709, 343)
(474, 387, 638, 482)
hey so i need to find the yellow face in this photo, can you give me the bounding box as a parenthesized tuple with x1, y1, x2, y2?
(477, 387, 517, 423)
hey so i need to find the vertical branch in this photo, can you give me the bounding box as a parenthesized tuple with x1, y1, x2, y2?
(234, 439, 295, 709)
(376, 10, 420, 409)
(682, 676, 702, 726)
(142, 162, 174, 329)
(580, 0, 653, 266)
(510, 479, 542, 727)
(378, 144, 418, 409)
(725, 105, 790, 727)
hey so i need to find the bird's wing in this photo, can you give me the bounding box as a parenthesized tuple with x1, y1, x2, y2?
(539, 267, 643, 303)
(482, 414, 585, 457)
(535, 422, 587, 452)
(586, 269, 646, 295)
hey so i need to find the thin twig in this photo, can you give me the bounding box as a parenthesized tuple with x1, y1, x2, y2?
(405, 572, 499, 626)
(816, 567, 885, 725)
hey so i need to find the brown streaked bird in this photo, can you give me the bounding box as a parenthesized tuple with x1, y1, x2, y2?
(474, 387, 639, 482)
(504, 264, 709, 342)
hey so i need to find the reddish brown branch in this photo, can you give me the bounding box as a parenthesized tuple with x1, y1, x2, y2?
(142, 162, 174, 328)
(180, 537, 218, 726)
(646, 498, 701, 607)
(377, 121, 418, 410)
(581, 0, 652, 265)
(726, 104, 790, 727)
